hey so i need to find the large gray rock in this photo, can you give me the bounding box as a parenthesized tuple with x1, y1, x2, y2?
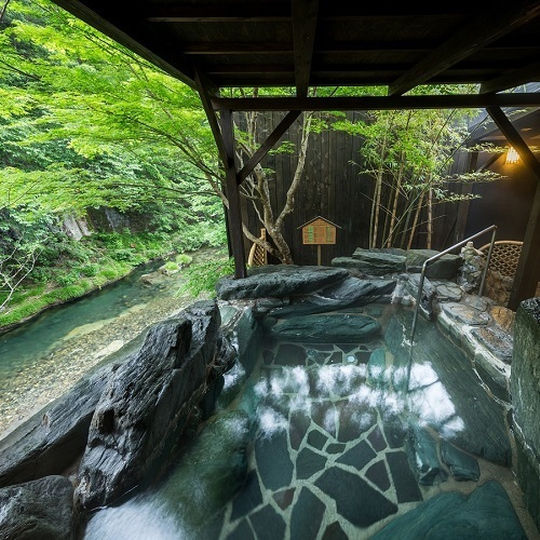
(266, 311, 381, 342)
(268, 277, 396, 317)
(406, 249, 462, 280)
(470, 325, 513, 364)
(0, 363, 116, 488)
(511, 297, 540, 529)
(405, 273, 436, 320)
(440, 302, 491, 326)
(216, 266, 348, 300)
(76, 301, 222, 511)
(0, 475, 74, 539)
(349, 248, 406, 275)
(373, 481, 526, 539)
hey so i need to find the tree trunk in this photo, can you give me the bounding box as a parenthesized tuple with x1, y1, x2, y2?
(236, 107, 314, 264)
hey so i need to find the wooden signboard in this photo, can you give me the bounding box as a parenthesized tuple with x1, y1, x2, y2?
(299, 216, 341, 265)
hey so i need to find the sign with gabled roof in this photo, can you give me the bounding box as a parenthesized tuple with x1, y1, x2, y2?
(299, 216, 341, 246)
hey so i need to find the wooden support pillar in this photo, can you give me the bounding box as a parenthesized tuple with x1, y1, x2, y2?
(220, 109, 247, 279)
(486, 105, 540, 309)
(196, 71, 246, 278)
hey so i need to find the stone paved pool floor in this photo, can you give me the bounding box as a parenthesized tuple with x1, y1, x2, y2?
(212, 331, 528, 540)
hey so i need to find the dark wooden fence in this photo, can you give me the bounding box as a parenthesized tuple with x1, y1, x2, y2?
(240, 112, 476, 266)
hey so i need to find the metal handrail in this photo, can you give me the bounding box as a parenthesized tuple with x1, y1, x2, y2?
(410, 224, 497, 342)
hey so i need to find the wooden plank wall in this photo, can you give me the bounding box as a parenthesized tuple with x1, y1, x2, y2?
(240, 111, 459, 265)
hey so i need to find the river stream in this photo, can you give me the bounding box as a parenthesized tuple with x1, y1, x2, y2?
(0, 248, 218, 436)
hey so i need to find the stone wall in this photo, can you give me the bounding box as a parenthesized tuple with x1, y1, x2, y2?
(511, 297, 540, 530)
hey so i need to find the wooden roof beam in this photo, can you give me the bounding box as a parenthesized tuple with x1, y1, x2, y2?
(480, 61, 540, 94)
(195, 70, 228, 166)
(238, 111, 301, 183)
(388, 2, 540, 96)
(292, 0, 319, 98)
(147, 3, 290, 23)
(180, 40, 540, 56)
(212, 92, 540, 111)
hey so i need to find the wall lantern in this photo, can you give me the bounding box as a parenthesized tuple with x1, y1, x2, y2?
(505, 146, 519, 164)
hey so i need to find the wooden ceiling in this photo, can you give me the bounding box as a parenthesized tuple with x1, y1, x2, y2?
(51, 1, 540, 98)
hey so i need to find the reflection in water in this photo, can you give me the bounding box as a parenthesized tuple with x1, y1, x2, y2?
(253, 355, 464, 441)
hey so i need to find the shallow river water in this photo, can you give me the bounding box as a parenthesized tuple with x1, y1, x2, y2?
(0, 249, 216, 435)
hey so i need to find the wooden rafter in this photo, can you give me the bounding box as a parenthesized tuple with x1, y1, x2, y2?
(486, 106, 540, 309)
(480, 61, 540, 94)
(195, 71, 227, 166)
(238, 111, 301, 183)
(180, 40, 540, 56)
(146, 3, 290, 23)
(388, 2, 540, 96)
(212, 93, 540, 111)
(292, 0, 319, 97)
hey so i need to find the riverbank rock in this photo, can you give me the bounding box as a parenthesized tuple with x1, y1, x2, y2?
(76, 301, 224, 511)
(265, 312, 381, 342)
(0, 475, 75, 539)
(267, 277, 396, 317)
(216, 266, 348, 300)
(406, 249, 462, 280)
(373, 481, 525, 539)
(0, 363, 117, 488)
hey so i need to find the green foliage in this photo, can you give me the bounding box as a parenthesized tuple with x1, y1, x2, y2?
(175, 253, 192, 266)
(181, 255, 234, 298)
(163, 261, 180, 272)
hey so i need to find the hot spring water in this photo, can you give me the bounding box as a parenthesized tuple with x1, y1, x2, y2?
(84, 304, 520, 539)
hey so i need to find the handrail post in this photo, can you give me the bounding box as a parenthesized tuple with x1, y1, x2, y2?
(410, 262, 428, 343)
(409, 224, 497, 342)
(479, 227, 497, 296)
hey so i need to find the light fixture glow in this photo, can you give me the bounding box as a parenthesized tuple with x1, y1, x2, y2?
(506, 146, 519, 164)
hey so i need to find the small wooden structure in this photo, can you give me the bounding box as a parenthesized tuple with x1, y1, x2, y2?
(299, 216, 340, 265)
(247, 229, 268, 267)
(50, 0, 540, 306)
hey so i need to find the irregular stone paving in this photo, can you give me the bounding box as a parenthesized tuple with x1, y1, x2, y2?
(212, 340, 429, 539)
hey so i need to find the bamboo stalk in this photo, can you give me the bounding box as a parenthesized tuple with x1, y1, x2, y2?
(407, 191, 425, 249)
(426, 187, 433, 248)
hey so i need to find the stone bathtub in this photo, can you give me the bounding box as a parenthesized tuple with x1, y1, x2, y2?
(0, 265, 538, 539)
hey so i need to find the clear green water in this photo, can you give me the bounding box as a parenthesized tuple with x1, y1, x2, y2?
(0, 262, 165, 382)
(84, 307, 523, 539)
